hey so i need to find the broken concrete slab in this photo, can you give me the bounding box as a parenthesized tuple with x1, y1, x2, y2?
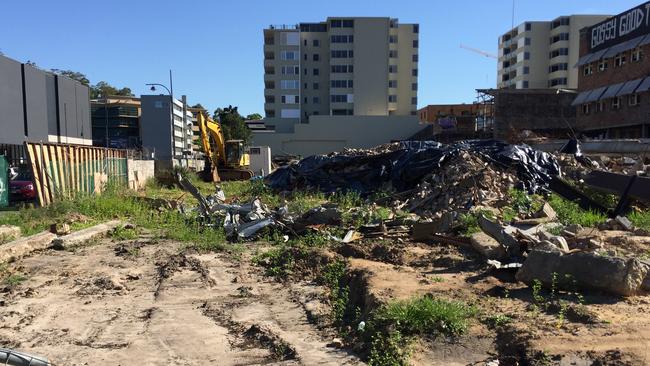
(0, 231, 56, 263)
(299, 206, 342, 226)
(51, 220, 122, 250)
(411, 212, 456, 240)
(478, 215, 520, 255)
(534, 202, 557, 220)
(470, 231, 507, 260)
(549, 236, 570, 252)
(516, 250, 650, 296)
(529, 240, 565, 253)
(0, 225, 21, 241)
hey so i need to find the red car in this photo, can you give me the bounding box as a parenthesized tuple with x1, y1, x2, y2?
(10, 170, 36, 201)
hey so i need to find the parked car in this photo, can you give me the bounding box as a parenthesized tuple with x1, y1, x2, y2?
(10, 170, 36, 201)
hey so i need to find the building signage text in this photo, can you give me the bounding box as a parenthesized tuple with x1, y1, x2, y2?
(590, 1, 650, 51)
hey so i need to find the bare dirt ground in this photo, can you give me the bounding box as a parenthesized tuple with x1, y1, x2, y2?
(0, 236, 360, 366)
(2, 232, 650, 365)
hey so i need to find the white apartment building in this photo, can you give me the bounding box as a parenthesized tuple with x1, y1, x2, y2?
(263, 17, 419, 129)
(498, 15, 609, 89)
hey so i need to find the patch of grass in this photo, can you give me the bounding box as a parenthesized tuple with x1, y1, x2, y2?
(374, 295, 477, 337)
(483, 314, 513, 328)
(364, 295, 477, 365)
(111, 227, 138, 241)
(4, 273, 27, 287)
(330, 190, 364, 210)
(628, 210, 650, 231)
(501, 189, 545, 223)
(321, 260, 351, 325)
(459, 209, 495, 236)
(252, 245, 309, 279)
(547, 194, 607, 227)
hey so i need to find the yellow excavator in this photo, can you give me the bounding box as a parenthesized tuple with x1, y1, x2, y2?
(196, 110, 253, 181)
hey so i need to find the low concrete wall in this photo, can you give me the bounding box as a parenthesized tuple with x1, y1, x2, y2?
(252, 115, 425, 157)
(532, 139, 650, 154)
(127, 159, 155, 190)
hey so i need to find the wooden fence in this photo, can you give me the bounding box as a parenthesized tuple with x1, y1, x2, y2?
(25, 142, 128, 206)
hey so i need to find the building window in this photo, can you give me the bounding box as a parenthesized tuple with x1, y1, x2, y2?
(412, 40, 419, 48)
(411, 97, 417, 105)
(549, 63, 568, 72)
(550, 33, 569, 44)
(525, 37, 531, 46)
(313, 96, 320, 104)
(330, 19, 342, 28)
(549, 48, 569, 59)
(388, 80, 397, 88)
(412, 69, 418, 76)
(280, 108, 300, 118)
(281, 32, 299, 46)
(524, 52, 530, 60)
(548, 77, 567, 87)
(413, 24, 419, 33)
(331, 94, 352, 103)
(332, 109, 353, 115)
(331, 35, 353, 43)
(389, 35, 398, 43)
(331, 80, 353, 88)
(342, 19, 354, 27)
(582, 104, 590, 115)
(304, 39, 307, 46)
(304, 53, 307, 60)
(523, 66, 529, 74)
(614, 53, 626, 67)
(280, 51, 299, 60)
(331, 65, 353, 73)
(611, 96, 621, 110)
(304, 68, 307, 75)
(412, 54, 418, 62)
(280, 80, 299, 89)
(389, 50, 398, 58)
(281, 95, 299, 104)
(389, 65, 398, 73)
(331, 50, 353, 58)
(281, 66, 300, 75)
(313, 39, 320, 47)
(411, 82, 417, 91)
(629, 93, 641, 106)
(596, 101, 606, 112)
(388, 95, 397, 103)
(525, 22, 531, 31)
(304, 97, 308, 104)
(598, 60, 608, 72)
(328, 19, 352, 28)
(632, 48, 643, 62)
(313, 111, 319, 115)
(523, 81, 529, 88)
(313, 68, 319, 76)
(583, 64, 593, 75)
(313, 54, 320, 61)
(313, 82, 319, 90)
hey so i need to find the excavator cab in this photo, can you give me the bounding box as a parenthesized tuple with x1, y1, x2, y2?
(224, 140, 248, 168)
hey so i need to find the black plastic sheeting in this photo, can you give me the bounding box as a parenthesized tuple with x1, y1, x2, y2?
(265, 140, 561, 195)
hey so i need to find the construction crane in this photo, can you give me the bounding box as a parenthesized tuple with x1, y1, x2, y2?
(196, 110, 253, 182)
(460, 44, 498, 59)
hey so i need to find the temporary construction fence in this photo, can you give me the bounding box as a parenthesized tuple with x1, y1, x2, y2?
(25, 142, 128, 206)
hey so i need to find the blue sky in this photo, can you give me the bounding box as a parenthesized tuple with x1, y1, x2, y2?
(0, 0, 641, 116)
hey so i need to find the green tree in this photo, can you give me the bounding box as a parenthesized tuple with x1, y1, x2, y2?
(245, 113, 263, 120)
(50, 69, 90, 86)
(213, 105, 252, 144)
(90, 81, 134, 99)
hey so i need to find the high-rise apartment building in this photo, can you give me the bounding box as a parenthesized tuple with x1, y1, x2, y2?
(263, 17, 419, 126)
(497, 15, 609, 90)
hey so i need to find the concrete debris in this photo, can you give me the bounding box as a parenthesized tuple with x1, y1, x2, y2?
(487, 259, 523, 269)
(0, 231, 57, 263)
(51, 220, 122, 250)
(0, 225, 21, 241)
(299, 206, 342, 226)
(477, 215, 520, 256)
(470, 231, 507, 260)
(50, 222, 71, 235)
(516, 250, 650, 296)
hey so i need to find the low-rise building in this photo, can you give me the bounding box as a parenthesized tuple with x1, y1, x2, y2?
(0, 54, 92, 146)
(416, 104, 484, 141)
(90, 96, 141, 149)
(573, 1, 650, 138)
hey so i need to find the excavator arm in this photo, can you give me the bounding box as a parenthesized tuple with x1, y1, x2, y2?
(197, 110, 226, 181)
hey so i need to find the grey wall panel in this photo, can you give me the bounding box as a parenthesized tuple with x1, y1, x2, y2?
(57, 76, 79, 143)
(0, 55, 25, 144)
(75, 82, 91, 142)
(140, 95, 173, 160)
(353, 19, 389, 116)
(24, 65, 52, 142)
(45, 74, 57, 137)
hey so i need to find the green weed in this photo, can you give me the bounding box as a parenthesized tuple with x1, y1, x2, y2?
(111, 227, 138, 241)
(368, 330, 409, 366)
(4, 273, 27, 287)
(547, 194, 607, 227)
(484, 314, 513, 328)
(321, 260, 351, 325)
(628, 210, 650, 231)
